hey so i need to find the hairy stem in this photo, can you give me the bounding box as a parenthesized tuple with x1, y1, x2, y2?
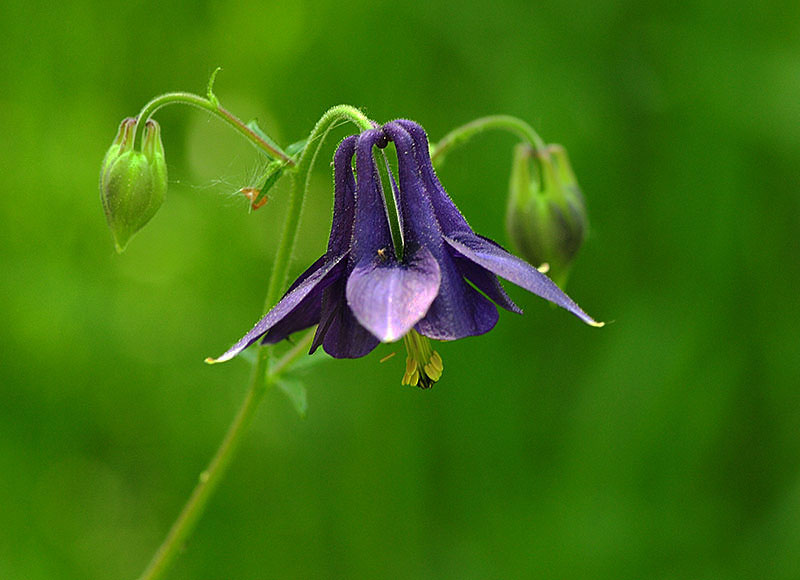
(133, 92, 293, 164)
(430, 115, 548, 164)
(264, 105, 373, 307)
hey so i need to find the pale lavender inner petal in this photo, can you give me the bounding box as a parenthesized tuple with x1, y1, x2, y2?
(346, 246, 441, 342)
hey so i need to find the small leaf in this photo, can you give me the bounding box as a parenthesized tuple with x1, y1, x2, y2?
(275, 378, 308, 418)
(246, 120, 284, 160)
(255, 160, 285, 205)
(285, 139, 308, 157)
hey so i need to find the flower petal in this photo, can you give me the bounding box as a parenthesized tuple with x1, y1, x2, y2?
(450, 249, 522, 314)
(384, 121, 500, 340)
(309, 129, 393, 359)
(260, 255, 327, 344)
(315, 288, 381, 358)
(349, 129, 394, 262)
(346, 245, 441, 342)
(326, 135, 358, 254)
(311, 272, 380, 359)
(206, 253, 347, 363)
(444, 233, 603, 327)
(395, 119, 473, 236)
(415, 275, 500, 340)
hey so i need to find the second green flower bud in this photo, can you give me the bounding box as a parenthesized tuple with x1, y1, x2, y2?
(506, 143, 587, 287)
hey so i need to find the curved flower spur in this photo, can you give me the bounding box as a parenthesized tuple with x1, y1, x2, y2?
(208, 121, 602, 387)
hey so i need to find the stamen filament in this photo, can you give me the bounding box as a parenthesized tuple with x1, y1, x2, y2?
(401, 330, 444, 389)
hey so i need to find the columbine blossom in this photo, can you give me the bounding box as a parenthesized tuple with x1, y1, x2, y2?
(209, 120, 601, 387)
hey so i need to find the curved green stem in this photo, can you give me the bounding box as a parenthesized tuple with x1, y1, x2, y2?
(264, 105, 373, 307)
(430, 115, 548, 165)
(133, 92, 293, 165)
(291, 105, 373, 178)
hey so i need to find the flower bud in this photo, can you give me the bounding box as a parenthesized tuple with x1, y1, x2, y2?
(505, 143, 587, 287)
(100, 118, 167, 252)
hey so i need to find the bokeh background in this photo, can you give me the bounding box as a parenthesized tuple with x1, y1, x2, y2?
(2, 0, 799, 578)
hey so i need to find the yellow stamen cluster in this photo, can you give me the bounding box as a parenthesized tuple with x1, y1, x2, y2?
(401, 330, 444, 389)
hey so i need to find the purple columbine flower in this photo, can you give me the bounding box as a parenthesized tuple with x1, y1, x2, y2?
(208, 121, 602, 388)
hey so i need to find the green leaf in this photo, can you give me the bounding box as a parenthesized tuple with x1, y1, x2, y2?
(246, 120, 285, 160)
(285, 139, 308, 157)
(252, 159, 285, 207)
(275, 378, 308, 418)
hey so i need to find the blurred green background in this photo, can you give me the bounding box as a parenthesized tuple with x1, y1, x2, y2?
(2, 0, 799, 578)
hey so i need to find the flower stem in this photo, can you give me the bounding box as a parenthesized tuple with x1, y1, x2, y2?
(135, 104, 373, 580)
(265, 105, 374, 307)
(268, 327, 317, 376)
(133, 92, 294, 165)
(137, 348, 272, 580)
(430, 115, 548, 165)
(136, 328, 316, 580)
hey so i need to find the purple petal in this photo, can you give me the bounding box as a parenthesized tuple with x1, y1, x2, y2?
(326, 136, 358, 254)
(346, 245, 441, 342)
(321, 306, 381, 359)
(306, 130, 393, 359)
(443, 233, 603, 327)
(261, 137, 359, 347)
(312, 276, 381, 358)
(450, 249, 522, 314)
(350, 129, 394, 261)
(260, 256, 327, 344)
(415, 274, 500, 340)
(395, 119, 473, 236)
(206, 253, 347, 363)
(383, 121, 500, 340)
(382, 122, 444, 253)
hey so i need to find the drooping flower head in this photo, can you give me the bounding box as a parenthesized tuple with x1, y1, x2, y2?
(208, 121, 601, 387)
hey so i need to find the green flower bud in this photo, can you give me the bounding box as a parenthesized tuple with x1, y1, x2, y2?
(100, 118, 167, 252)
(506, 143, 587, 287)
